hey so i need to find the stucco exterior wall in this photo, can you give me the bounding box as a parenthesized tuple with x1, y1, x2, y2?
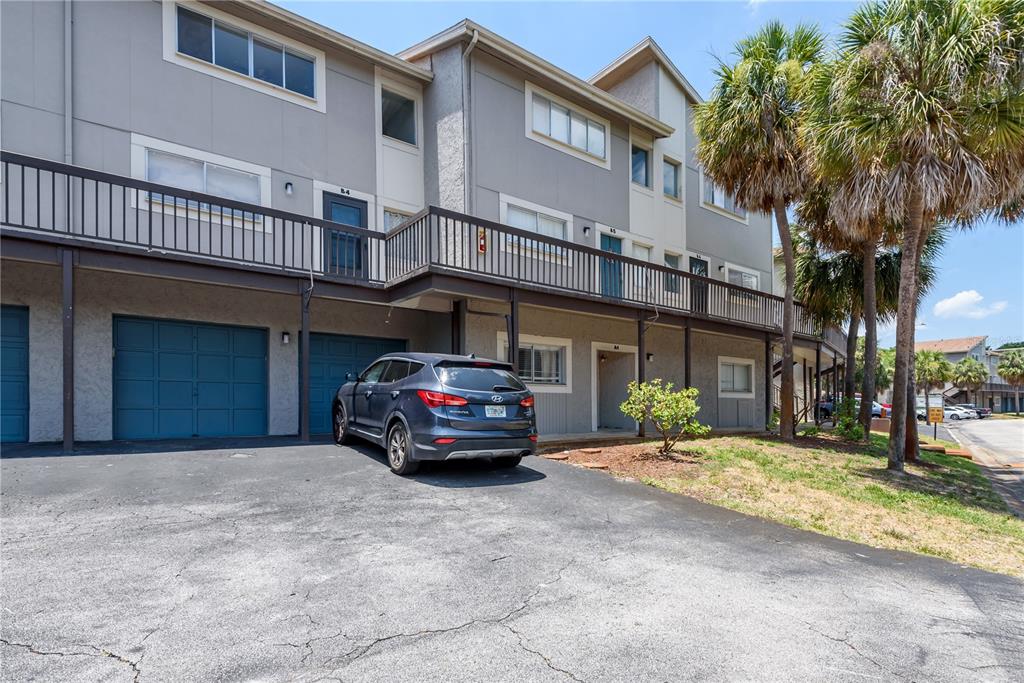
(689, 331, 766, 430)
(460, 300, 733, 434)
(0, 261, 64, 442)
(2, 262, 450, 442)
(417, 44, 466, 211)
(606, 61, 659, 118)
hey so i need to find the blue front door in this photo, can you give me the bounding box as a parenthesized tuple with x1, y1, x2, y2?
(600, 234, 623, 298)
(113, 317, 268, 439)
(308, 333, 405, 435)
(323, 192, 368, 277)
(1, 306, 29, 443)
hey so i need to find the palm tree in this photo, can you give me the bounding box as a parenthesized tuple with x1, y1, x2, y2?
(951, 358, 988, 406)
(695, 21, 825, 441)
(804, 0, 1024, 471)
(915, 351, 953, 426)
(793, 220, 943, 437)
(997, 350, 1024, 416)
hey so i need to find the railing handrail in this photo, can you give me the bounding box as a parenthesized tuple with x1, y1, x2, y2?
(0, 151, 383, 241)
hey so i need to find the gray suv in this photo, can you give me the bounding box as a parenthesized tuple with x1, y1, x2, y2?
(332, 353, 538, 474)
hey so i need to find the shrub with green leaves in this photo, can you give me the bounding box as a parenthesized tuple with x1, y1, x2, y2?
(833, 397, 863, 440)
(620, 379, 710, 454)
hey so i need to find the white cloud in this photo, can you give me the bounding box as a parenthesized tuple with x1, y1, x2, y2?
(933, 290, 1008, 320)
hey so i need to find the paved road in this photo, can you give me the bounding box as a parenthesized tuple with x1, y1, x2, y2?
(2, 440, 1023, 682)
(949, 418, 1024, 512)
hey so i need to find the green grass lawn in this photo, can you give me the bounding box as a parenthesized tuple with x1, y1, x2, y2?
(629, 433, 1024, 578)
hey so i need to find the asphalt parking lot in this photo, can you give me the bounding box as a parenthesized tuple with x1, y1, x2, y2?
(2, 440, 1022, 681)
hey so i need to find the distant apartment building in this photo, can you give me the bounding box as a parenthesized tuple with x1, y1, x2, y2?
(0, 2, 845, 447)
(915, 336, 1017, 412)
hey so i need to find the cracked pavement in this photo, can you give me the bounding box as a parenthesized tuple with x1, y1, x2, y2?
(2, 440, 1022, 681)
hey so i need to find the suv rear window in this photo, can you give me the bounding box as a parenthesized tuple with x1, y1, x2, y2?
(438, 366, 526, 392)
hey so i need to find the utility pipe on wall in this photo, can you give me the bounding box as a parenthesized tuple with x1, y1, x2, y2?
(461, 29, 479, 214)
(64, 0, 74, 163)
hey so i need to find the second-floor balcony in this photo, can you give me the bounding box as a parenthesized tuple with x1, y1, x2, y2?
(1, 151, 843, 346)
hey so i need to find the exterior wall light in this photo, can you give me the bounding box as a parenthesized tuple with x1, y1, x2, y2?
(583, 225, 591, 235)
(282, 331, 291, 345)
(284, 182, 294, 196)
(646, 353, 654, 362)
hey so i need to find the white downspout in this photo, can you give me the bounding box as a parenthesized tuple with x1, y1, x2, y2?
(461, 29, 479, 214)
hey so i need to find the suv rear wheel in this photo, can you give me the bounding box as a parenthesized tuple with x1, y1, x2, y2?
(333, 404, 352, 446)
(387, 421, 420, 475)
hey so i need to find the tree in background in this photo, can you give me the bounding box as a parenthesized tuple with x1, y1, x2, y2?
(951, 358, 988, 406)
(694, 21, 824, 441)
(997, 351, 1024, 416)
(804, 0, 1024, 471)
(915, 351, 953, 425)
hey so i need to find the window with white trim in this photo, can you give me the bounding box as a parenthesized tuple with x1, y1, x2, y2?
(175, 5, 316, 99)
(702, 175, 747, 219)
(530, 91, 606, 160)
(663, 159, 681, 199)
(719, 358, 755, 397)
(506, 204, 567, 240)
(633, 243, 651, 262)
(381, 89, 416, 145)
(726, 267, 758, 291)
(503, 341, 567, 385)
(631, 146, 650, 187)
(664, 252, 681, 294)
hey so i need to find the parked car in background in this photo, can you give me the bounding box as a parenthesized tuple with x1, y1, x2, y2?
(954, 403, 992, 419)
(943, 405, 976, 421)
(332, 353, 537, 475)
(816, 397, 882, 421)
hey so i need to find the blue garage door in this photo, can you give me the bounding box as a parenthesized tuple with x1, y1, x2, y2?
(309, 333, 405, 435)
(1, 306, 30, 443)
(114, 317, 268, 440)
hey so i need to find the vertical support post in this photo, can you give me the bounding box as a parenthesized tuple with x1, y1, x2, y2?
(62, 249, 74, 453)
(814, 342, 822, 426)
(764, 333, 772, 431)
(637, 314, 646, 438)
(802, 358, 809, 423)
(507, 289, 519, 374)
(451, 299, 466, 355)
(833, 351, 839, 407)
(683, 320, 691, 389)
(299, 281, 311, 442)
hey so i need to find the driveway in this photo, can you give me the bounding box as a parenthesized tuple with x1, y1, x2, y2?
(2, 440, 1022, 682)
(949, 418, 1024, 512)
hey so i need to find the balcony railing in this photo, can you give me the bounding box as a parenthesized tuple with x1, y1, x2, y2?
(2, 151, 841, 345)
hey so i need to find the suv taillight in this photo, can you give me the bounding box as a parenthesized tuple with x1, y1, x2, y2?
(417, 390, 469, 408)
(520, 396, 535, 408)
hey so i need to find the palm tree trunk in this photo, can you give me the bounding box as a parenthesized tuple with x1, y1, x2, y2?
(858, 241, 878, 439)
(844, 311, 860, 400)
(1016, 388, 1020, 416)
(888, 186, 925, 472)
(774, 200, 796, 441)
(906, 369, 919, 463)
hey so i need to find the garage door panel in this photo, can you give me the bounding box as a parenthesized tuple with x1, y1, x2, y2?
(308, 333, 405, 435)
(114, 317, 267, 440)
(116, 350, 154, 378)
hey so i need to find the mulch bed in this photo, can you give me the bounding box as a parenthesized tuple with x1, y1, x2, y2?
(544, 441, 706, 480)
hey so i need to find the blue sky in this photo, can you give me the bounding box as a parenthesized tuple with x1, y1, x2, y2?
(279, 0, 1024, 348)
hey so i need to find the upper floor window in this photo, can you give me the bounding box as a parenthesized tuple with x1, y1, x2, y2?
(633, 244, 651, 262)
(663, 159, 681, 199)
(167, 4, 323, 109)
(631, 146, 650, 187)
(147, 149, 262, 206)
(726, 266, 759, 290)
(531, 93, 606, 159)
(382, 89, 416, 145)
(702, 176, 747, 220)
(383, 209, 412, 231)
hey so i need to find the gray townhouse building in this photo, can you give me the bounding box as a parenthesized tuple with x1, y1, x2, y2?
(0, 1, 845, 448)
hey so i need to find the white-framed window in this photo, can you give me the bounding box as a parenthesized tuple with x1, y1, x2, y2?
(525, 83, 610, 169)
(506, 204, 567, 240)
(383, 208, 412, 231)
(381, 89, 416, 146)
(631, 145, 651, 187)
(633, 243, 652, 262)
(719, 356, 755, 398)
(663, 158, 681, 199)
(130, 133, 272, 227)
(701, 173, 747, 221)
(726, 265, 759, 291)
(163, 2, 326, 112)
(498, 332, 572, 393)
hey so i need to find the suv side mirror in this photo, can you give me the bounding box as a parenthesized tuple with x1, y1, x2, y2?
(346, 372, 359, 382)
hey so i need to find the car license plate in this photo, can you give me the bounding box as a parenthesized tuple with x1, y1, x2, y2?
(485, 405, 506, 418)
